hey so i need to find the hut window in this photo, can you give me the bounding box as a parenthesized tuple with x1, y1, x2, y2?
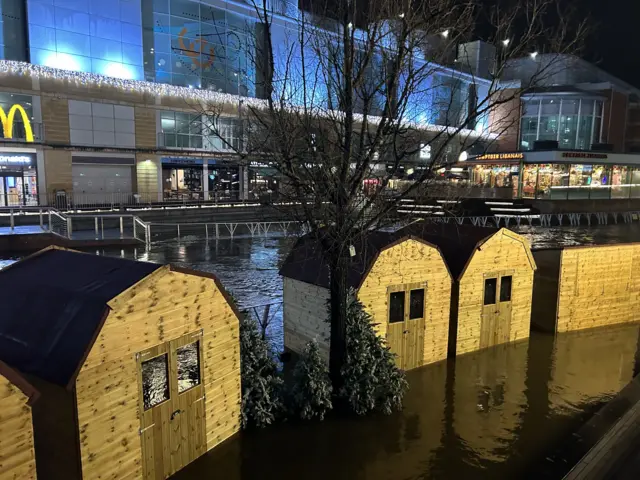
(409, 289, 425, 320)
(141, 354, 170, 410)
(177, 341, 201, 393)
(389, 291, 405, 323)
(484, 278, 497, 305)
(500, 276, 512, 302)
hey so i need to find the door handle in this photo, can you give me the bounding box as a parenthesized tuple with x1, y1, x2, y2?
(171, 409, 182, 421)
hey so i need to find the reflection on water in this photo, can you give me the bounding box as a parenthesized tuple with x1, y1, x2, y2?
(173, 326, 640, 480)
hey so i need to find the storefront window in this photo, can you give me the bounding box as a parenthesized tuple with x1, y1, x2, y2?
(558, 99, 578, 150)
(521, 165, 538, 198)
(611, 166, 630, 199)
(630, 168, 640, 199)
(0, 153, 38, 206)
(568, 164, 592, 199)
(589, 165, 611, 199)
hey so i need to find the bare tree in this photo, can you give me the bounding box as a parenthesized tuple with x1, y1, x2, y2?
(194, 0, 587, 384)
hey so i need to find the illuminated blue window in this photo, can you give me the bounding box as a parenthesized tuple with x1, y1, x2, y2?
(27, 0, 144, 80)
(90, 16, 122, 41)
(91, 38, 123, 62)
(54, 7, 90, 35)
(89, 0, 120, 20)
(28, 25, 56, 49)
(56, 30, 91, 57)
(55, 0, 89, 13)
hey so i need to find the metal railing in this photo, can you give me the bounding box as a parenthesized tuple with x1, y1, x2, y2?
(0, 206, 151, 246)
(147, 220, 305, 241)
(0, 121, 44, 143)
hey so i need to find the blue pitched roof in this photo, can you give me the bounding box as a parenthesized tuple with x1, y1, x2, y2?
(0, 249, 161, 387)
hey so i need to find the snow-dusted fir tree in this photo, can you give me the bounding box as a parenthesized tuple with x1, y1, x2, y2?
(239, 314, 284, 428)
(339, 290, 408, 415)
(291, 340, 333, 420)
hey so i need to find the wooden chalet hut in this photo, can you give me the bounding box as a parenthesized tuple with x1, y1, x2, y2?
(0, 360, 38, 480)
(0, 247, 241, 480)
(532, 243, 640, 333)
(280, 232, 453, 370)
(403, 224, 537, 356)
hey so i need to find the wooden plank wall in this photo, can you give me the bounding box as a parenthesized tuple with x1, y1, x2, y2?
(0, 375, 37, 480)
(283, 278, 331, 360)
(74, 268, 241, 480)
(359, 239, 452, 367)
(457, 230, 535, 356)
(557, 244, 640, 332)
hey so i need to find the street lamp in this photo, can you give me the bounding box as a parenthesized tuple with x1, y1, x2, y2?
(441, 29, 450, 38)
(501, 39, 510, 47)
(530, 51, 539, 60)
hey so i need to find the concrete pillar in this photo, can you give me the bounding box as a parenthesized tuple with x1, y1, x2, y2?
(203, 159, 209, 200)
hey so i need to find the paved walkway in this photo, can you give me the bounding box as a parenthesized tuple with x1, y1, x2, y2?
(0, 225, 46, 235)
(565, 377, 640, 479)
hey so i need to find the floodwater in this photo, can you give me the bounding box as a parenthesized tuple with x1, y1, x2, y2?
(4, 224, 640, 479)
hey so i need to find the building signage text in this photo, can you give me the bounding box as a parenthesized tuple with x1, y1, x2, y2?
(475, 153, 524, 161)
(0, 155, 32, 165)
(0, 105, 34, 142)
(561, 152, 608, 159)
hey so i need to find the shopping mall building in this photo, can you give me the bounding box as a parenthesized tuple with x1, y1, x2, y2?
(456, 54, 640, 201)
(0, 0, 494, 207)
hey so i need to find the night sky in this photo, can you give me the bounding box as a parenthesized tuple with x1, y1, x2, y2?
(568, 0, 640, 87)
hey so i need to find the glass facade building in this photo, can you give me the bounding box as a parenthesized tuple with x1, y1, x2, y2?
(520, 96, 604, 151)
(27, 0, 144, 79)
(142, 0, 255, 94)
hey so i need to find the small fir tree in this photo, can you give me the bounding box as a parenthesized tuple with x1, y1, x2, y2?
(339, 290, 408, 415)
(239, 314, 284, 428)
(290, 340, 333, 420)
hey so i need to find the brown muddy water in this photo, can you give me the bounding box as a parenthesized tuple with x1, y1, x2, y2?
(3, 224, 640, 479)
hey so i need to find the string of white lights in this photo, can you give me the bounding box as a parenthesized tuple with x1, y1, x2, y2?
(0, 59, 496, 140)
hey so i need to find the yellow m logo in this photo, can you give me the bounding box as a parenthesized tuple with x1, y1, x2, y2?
(0, 105, 34, 143)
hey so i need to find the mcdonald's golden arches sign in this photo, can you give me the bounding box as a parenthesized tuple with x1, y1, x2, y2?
(0, 104, 34, 143)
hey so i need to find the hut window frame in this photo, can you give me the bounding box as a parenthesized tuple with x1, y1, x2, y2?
(409, 288, 425, 320)
(177, 341, 202, 394)
(388, 282, 428, 324)
(500, 275, 513, 302)
(484, 278, 498, 305)
(389, 291, 406, 324)
(141, 353, 171, 411)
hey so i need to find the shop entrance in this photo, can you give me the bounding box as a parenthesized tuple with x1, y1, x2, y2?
(0, 173, 38, 206)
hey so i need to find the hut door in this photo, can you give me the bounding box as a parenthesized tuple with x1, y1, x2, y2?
(137, 331, 206, 480)
(138, 343, 174, 480)
(387, 283, 426, 370)
(481, 274, 512, 349)
(169, 331, 207, 472)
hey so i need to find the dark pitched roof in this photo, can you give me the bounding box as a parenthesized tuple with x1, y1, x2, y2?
(279, 230, 403, 290)
(279, 224, 499, 288)
(0, 248, 161, 387)
(397, 223, 499, 279)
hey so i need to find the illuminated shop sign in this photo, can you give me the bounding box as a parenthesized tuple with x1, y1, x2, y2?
(561, 152, 608, 159)
(0, 105, 34, 142)
(0, 155, 33, 165)
(475, 153, 524, 161)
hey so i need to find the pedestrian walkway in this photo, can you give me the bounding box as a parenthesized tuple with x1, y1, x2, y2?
(0, 225, 46, 235)
(564, 376, 640, 479)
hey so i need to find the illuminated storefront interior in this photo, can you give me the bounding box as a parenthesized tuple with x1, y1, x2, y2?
(464, 152, 640, 200)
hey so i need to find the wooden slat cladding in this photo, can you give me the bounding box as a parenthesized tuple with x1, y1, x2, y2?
(75, 269, 240, 480)
(0, 375, 37, 480)
(557, 244, 640, 332)
(283, 278, 330, 360)
(359, 239, 452, 368)
(283, 239, 451, 370)
(41, 96, 70, 144)
(456, 230, 535, 356)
